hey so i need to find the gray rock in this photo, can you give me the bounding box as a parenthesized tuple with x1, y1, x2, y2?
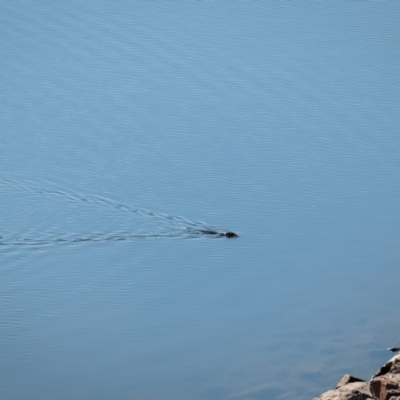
(313, 354, 400, 400)
(369, 373, 400, 400)
(337, 375, 366, 389)
(372, 355, 400, 378)
(313, 381, 373, 400)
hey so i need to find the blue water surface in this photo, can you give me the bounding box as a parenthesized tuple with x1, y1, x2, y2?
(1, 2, 399, 399)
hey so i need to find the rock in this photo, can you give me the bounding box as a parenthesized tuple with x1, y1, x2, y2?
(372, 354, 400, 378)
(313, 355, 400, 400)
(370, 373, 400, 400)
(313, 381, 373, 400)
(337, 375, 366, 389)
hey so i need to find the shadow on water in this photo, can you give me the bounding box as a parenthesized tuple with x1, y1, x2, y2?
(0, 178, 238, 247)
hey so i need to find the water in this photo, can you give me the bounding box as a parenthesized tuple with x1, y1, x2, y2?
(1, 2, 399, 399)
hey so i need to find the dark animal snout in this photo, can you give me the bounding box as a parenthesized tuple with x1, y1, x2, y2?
(199, 230, 238, 238)
(224, 232, 238, 238)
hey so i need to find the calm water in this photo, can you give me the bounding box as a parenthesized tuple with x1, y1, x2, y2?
(1, 2, 399, 399)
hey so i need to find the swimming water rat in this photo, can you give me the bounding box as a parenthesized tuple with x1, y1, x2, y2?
(200, 230, 238, 238)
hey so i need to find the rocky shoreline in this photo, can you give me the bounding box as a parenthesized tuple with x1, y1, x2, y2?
(314, 353, 400, 400)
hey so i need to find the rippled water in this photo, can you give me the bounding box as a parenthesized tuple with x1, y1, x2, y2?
(1, 2, 399, 400)
(0, 177, 235, 246)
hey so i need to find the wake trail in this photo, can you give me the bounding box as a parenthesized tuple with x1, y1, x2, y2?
(0, 178, 209, 228)
(0, 178, 235, 246)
